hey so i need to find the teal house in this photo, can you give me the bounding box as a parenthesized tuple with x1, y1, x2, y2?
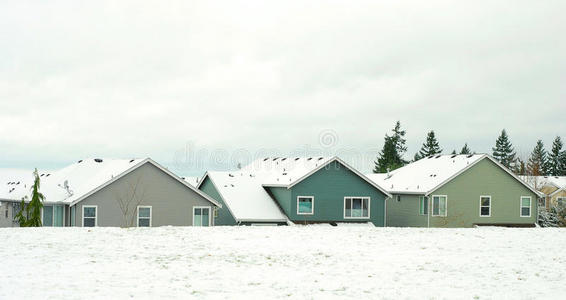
(366, 154, 543, 228)
(197, 157, 391, 226)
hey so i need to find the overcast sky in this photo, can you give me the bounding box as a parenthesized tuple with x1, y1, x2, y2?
(1, 0, 565, 175)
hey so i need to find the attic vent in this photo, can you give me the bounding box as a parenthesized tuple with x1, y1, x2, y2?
(307, 157, 313, 161)
(427, 156, 433, 159)
(228, 174, 234, 177)
(318, 157, 324, 160)
(282, 173, 288, 176)
(450, 154, 457, 158)
(94, 158, 103, 163)
(435, 155, 441, 158)
(129, 159, 135, 163)
(295, 158, 300, 161)
(78, 160, 83, 163)
(466, 154, 473, 158)
(282, 158, 287, 161)
(46, 174, 50, 177)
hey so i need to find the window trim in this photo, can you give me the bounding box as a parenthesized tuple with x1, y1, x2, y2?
(193, 206, 212, 226)
(431, 195, 448, 217)
(418, 196, 428, 215)
(137, 206, 152, 227)
(479, 195, 491, 217)
(343, 197, 371, 219)
(296, 196, 314, 215)
(82, 205, 98, 227)
(520, 196, 531, 217)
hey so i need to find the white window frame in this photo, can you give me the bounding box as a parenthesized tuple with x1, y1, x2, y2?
(296, 196, 314, 215)
(431, 195, 448, 217)
(418, 196, 428, 215)
(193, 206, 212, 226)
(520, 196, 531, 217)
(82, 205, 98, 227)
(479, 195, 491, 217)
(137, 206, 152, 227)
(343, 197, 371, 219)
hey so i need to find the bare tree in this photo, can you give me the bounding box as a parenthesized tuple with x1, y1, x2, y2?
(114, 175, 148, 228)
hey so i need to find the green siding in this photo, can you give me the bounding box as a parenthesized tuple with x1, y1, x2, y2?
(279, 161, 386, 226)
(429, 158, 538, 227)
(386, 194, 428, 227)
(267, 187, 292, 216)
(199, 177, 237, 226)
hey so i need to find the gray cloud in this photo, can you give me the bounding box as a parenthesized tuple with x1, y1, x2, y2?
(1, 0, 565, 175)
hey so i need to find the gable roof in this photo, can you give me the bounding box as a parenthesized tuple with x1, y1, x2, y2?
(241, 156, 391, 197)
(0, 158, 221, 208)
(366, 154, 542, 197)
(198, 171, 288, 223)
(521, 175, 566, 191)
(196, 156, 391, 222)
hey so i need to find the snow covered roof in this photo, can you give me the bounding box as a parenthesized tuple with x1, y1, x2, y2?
(198, 156, 391, 222)
(202, 171, 288, 223)
(521, 176, 566, 189)
(183, 176, 201, 187)
(366, 154, 542, 196)
(0, 158, 221, 207)
(0, 168, 36, 201)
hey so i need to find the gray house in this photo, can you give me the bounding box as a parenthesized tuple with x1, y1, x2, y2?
(0, 158, 221, 227)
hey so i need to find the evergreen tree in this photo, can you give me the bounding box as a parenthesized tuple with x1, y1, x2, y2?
(492, 129, 517, 169)
(548, 136, 565, 176)
(373, 121, 407, 173)
(16, 169, 44, 227)
(413, 152, 422, 162)
(460, 143, 472, 155)
(527, 140, 549, 176)
(416, 130, 442, 159)
(514, 158, 526, 175)
(451, 150, 457, 155)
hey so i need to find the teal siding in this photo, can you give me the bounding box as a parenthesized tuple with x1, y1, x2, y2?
(284, 161, 387, 226)
(199, 177, 237, 226)
(267, 187, 292, 216)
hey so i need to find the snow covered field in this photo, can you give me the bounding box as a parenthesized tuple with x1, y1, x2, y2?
(1, 226, 565, 299)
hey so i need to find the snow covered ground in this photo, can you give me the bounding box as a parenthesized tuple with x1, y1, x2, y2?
(1, 226, 565, 299)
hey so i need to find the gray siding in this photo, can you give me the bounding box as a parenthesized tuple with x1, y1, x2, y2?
(386, 194, 428, 227)
(74, 162, 215, 227)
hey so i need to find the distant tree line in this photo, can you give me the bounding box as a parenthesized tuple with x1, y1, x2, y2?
(373, 121, 566, 177)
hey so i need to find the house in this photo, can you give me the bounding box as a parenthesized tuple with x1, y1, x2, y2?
(197, 156, 391, 226)
(522, 176, 566, 209)
(366, 154, 542, 228)
(0, 158, 221, 227)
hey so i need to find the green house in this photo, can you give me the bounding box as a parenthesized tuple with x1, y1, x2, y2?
(197, 157, 391, 226)
(366, 154, 543, 228)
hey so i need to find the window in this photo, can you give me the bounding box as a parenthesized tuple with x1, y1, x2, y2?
(42, 205, 64, 227)
(538, 197, 546, 207)
(432, 195, 447, 217)
(557, 197, 566, 207)
(82, 205, 97, 227)
(419, 196, 428, 215)
(396, 195, 401, 202)
(193, 207, 210, 226)
(520, 197, 531, 217)
(137, 206, 152, 227)
(344, 197, 370, 219)
(297, 196, 314, 215)
(480, 196, 491, 217)
(70, 206, 76, 227)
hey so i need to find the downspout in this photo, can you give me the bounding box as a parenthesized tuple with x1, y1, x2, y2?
(426, 195, 430, 228)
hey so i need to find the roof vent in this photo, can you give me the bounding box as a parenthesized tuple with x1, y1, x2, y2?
(307, 157, 313, 161)
(16, 181, 20, 185)
(228, 174, 234, 177)
(466, 154, 473, 158)
(78, 160, 83, 163)
(129, 159, 135, 163)
(46, 174, 50, 177)
(230, 184, 234, 187)
(295, 158, 300, 161)
(273, 158, 278, 161)
(427, 156, 433, 159)
(450, 154, 457, 158)
(435, 155, 441, 158)
(282, 158, 287, 161)
(263, 158, 269, 161)
(40, 174, 44, 177)
(318, 157, 324, 160)
(94, 158, 103, 163)
(282, 172, 288, 176)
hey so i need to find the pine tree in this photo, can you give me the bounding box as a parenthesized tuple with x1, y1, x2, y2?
(416, 130, 442, 159)
(460, 143, 472, 155)
(527, 140, 549, 176)
(16, 169, 44, 227)
(373, 121, 407, 173)
(548, 136, 565, 176)
(492, 129, 517, 169)
(451, 150, 457, 155)
(514, 158, 526, 175)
